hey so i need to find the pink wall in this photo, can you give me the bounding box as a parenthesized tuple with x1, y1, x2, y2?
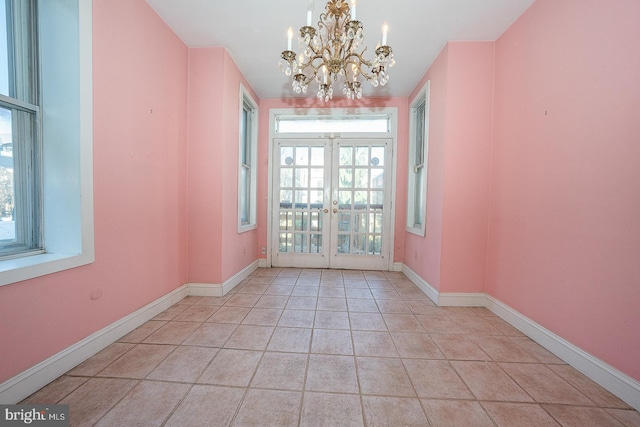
(440, 42, 494, 293)
(257, 97, 409, 265)
(187, 48, 260, 284)
(403, 46, 448, 290)
(0, 0, 189, 383)
(186, 48, 224, 283)
(488, 0, 640, 380)
(404, 42, 494, 294)
(221, 50, 260, 280)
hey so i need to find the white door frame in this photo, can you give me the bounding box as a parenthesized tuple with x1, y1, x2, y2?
(266, 107, 398, 271)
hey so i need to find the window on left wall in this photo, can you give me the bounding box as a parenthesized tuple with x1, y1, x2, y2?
(0, 0, 43, 258)
(0, 0, 94, 286)
(238, 85, 258, 232)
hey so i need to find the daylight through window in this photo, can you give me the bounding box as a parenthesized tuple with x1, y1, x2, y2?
(0, 0, 42, 257)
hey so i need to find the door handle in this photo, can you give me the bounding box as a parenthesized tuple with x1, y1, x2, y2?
(323, 209, 329, 213)
(333, 208, 338, 214)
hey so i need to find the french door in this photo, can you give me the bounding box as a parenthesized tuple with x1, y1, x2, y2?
(271, 138, 392, 270)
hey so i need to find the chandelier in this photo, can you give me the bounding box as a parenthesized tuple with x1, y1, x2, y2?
(279, 0, 395, 101)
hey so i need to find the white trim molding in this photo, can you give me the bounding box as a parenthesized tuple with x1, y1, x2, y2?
(0, 260, 259, 404)
(187, 260, 259, 297)
(0, 284, 188, 404)
(438, 292, 486, 307)
(401, 264, 438, 305)
(402, 265, 640, 412)
(485, 295, 640, 412)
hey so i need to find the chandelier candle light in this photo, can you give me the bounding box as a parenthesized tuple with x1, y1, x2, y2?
(279, 0, 395, 101)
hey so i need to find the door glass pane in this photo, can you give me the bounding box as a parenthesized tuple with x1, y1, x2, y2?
(355, 147, 369, 165)
(338, 212, 351, 232)
(355, 169, 368, 189)
(280, 190, 292, 207)
(310, 234, 323, 253)
(354, 191, 367, 208)
(281, 146, 294, 165)
(310, 190, 323, 206)
(280, 233, 293, 252)
(337, 234, 350, 254)
(280, 169, 293, 187)
(369, 212, 383, 233)
(338, 190, 352, 207)
(279, 211, 292, 231)
(294, 234, 307, 253)
(310, 211, 322, 231)
(339, 147, 352, 166)
(353, 235, 366, 254)
(369, 235, 382, 255)
(294, 212, 308, 231)
(310, 168, 323, 187)
(295, 190, 309, 207)
(310, 147, 324, 165)
(370, 169, 384, 188)
(296, 147, 309, 165)
(353, 212, 367, 233)
(371, 146, 385, 166)
(370, 191, 384, 206)
(339, 168, 352, 188)
(295, 169, 308, 187)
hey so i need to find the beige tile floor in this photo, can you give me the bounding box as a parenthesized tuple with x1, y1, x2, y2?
(23, 268, 640, 426)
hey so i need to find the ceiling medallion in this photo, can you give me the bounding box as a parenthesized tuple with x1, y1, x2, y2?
(279, 0, 395, 102)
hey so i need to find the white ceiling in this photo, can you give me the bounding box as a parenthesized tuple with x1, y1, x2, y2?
(145, 0, 534, 100)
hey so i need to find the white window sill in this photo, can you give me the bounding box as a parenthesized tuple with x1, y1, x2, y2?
(0, 252, 94, 287)
(406, 226, 426, 237)
(238, 223, 257, 234)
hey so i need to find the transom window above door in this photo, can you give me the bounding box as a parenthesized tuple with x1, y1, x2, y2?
(275, 115, 390, 134)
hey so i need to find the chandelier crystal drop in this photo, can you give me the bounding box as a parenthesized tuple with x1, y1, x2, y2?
(279, 0, 395, 101)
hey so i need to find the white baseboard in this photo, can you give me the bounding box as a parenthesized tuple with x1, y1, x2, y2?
(438, 292, 486, 307)
(222, 260, 259, 294)
(402, 268, 640, 411)
(392, 262, 403, 272)
(485, 295, 640, 412)
(0, 261, 261, 404)
(0, 284, 188, 404)
(187, 260, 259, 297)
(401, 264, 438, 305)
(258, 258, 268, 268)
(5, 262, 639, 413)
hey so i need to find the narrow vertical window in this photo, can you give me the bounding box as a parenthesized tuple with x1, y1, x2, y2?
(0, 0, 42, 257)
(406, 81, 429, 236)
(238, 85, 258, 231)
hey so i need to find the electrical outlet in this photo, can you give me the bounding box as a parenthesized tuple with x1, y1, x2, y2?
(261, 247, 267, 255)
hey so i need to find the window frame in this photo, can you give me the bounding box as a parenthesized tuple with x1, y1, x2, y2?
(0, 0, 94, 286)
(237, 84, 258, 233)
(406, 80, 430, 236)
(0, 0, 43, 258)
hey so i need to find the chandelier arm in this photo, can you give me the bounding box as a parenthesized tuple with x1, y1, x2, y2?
(358, 69, 376, 80)
(305, 54, 326, 71)
(343, 52, 373, 69)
